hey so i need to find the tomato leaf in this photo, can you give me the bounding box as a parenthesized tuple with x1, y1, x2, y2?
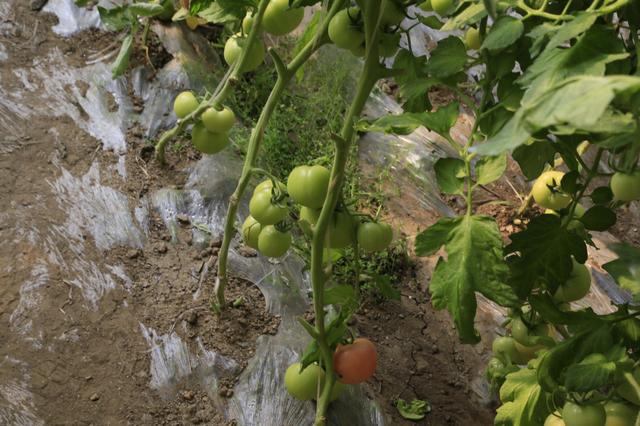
(129, 3, 165, 17)
(415, 217, 459, 256)
(512, 141, 555, 180)
(324, 284, 357, 308)
(424, 37, 467, 78)
(434, 157, 465, 195)
(579, 206, 617, 231)
(603, 243, 640, 301)
(481, 16, 524, 53)
(475, 153, 507, 185)
(395, 398, 431, 421)
(564, 357, 618, 392)
(417, 215, 518, 343)
(197, 3, 240, 23)
(505, 214, 587, 296)
(495, 361, 553, 426)
(111, 33, 134, 79)
(590, 186, 614, 205)
(98, 5, 132, 31)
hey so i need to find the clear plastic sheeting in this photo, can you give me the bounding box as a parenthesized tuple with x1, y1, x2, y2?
(42, 0, 102, 36)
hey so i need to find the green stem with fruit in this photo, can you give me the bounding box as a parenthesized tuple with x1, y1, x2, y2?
(213, 0, 346, 311)
(309, 2, 387, 424)
(154, 0, 270, 164)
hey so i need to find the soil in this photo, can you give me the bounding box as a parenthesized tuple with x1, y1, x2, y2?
(0, 3, 527, 426)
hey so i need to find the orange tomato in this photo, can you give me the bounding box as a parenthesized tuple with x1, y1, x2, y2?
(333, 338, 377, 384)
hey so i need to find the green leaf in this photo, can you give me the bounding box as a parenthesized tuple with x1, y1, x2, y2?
(481, 16, 524, 53)
(417, 15, 443, 30)
(441, 3, 486, 31)
(415, 216, 460, 256)
(356, 102, 459, 139)
(395, 398, 431, 421)
(579, 206, 617, 231)
(475, 154, 506, 185)
(129, 3, 165, 17)
(426, 215, 518, 343)
(543, 12, 598, 54)
(197, 3, 240, 23)
(424, 37, 468, 78)
(111, 33, 134, 79)
(505, 215, 587, 297)
(324, 285, 357, 307)
(495, 362, 553, 426)
(590, 186, 614, 205)
(473, 110, 531, 156)
(512, 141, 555, 180)
(603, 243, 640, 301)
(434, 157, 465, 194)
(293, 10, 322, 82)
(478, 105, 513, 137)
(564, 357, 617, 392)
(537, 325, 615, 391)
(98, 5, 132, 31)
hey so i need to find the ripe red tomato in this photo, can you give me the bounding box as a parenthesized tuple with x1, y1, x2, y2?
(191, 123, 229, 154)
(333, 338, 377, 384)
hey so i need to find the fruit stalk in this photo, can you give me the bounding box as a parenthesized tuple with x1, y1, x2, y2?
(310, 1, 387, 424)
(155, 0, 270, 164)
(214, 0, 347, 310)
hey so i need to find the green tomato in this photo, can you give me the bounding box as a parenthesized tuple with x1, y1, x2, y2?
(257, 225, 291, 257)
(173, 91, 199, 119)
(284, 362, 324, 401)
(242, 12, 254, 34)
(464, 27, 482, 50)
(191, 123, 229, 154)
(201, 106, 235, 133)
(532, 171, 572, 210)
(492, 336, 526, 364)
(253, 178, 286, 195)
(553, 258, 591, 302)
(299, 206, 320, 236)
(510, 316, 552, 347)
(514, 340, 546, 362)
(617, 368, 640, 406)
(249, 189, 288, 225)
(327, 211, 356, 249)
(330, 381, 346, 402)
(562, 402, 606, 426)
(357, 221, 393, 252)
(545, 412, 566, 426)
(379, 32, 401, 58)
(611, 171, 640, 202)
(419, 0, 433, 11)
(241, 216, 263, 250)
(604, 401, 638, 426)
(328, 7, 365, 50)
(380, 1, 405, 27)
(263, 0, 304, 36)
(223, 33, 266, 73)
(350, 43, 366, 57)
(287, 165, 331, 209)
(431, 0, 455, 15)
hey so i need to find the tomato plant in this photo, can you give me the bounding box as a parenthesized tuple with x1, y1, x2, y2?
(262, 0, 304, 36)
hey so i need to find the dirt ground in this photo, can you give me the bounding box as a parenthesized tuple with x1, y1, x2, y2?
(0, 2, 550, 426)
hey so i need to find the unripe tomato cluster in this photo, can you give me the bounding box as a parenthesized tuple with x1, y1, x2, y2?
(173, 91, 236, 155)
(242, 164, 394, 258)
(224, 0, 305, 73)
(284, 338, 377, 401)
(328, 3, 404, 59)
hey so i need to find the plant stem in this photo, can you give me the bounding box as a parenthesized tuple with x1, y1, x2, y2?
(311, 2, 386, 424)
(564, 148, 603, 225)
(155, 0, 270, 164)
(213, 0, 346, 310)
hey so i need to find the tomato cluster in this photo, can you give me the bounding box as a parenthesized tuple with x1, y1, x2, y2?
(173, 91, 236, 155)
(284, 338, 377, 402)
(327, 3, 403, 59)
(242, 164, 394, 259)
